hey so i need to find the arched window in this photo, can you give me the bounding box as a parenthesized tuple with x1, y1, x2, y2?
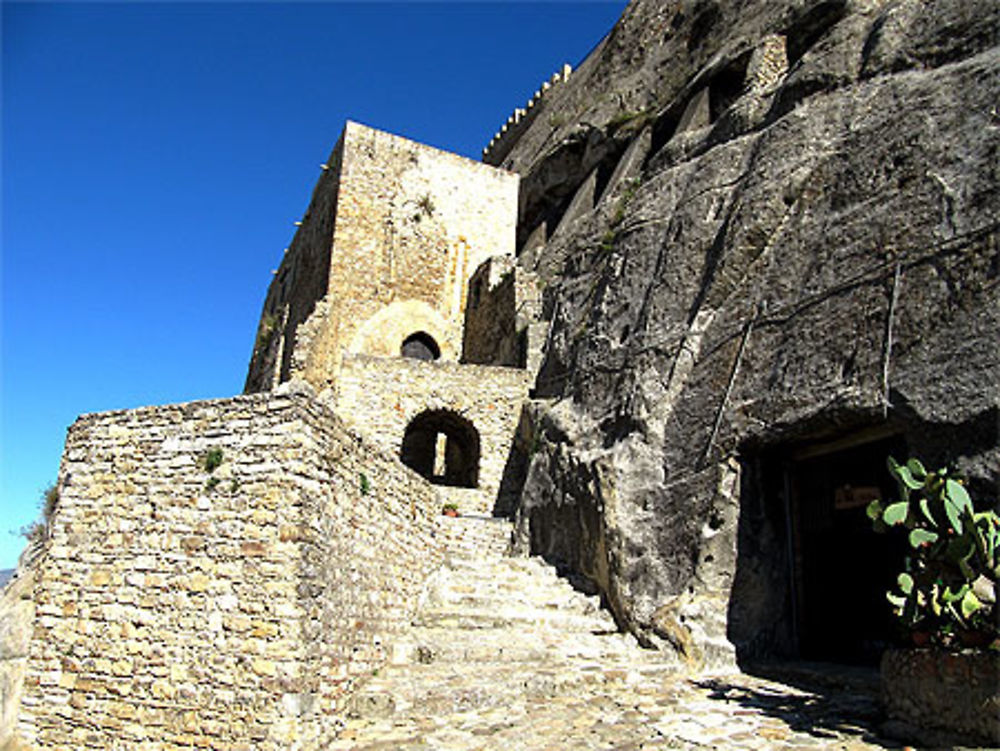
(400, 331, 441, 361)
(400, 410, 479, 488)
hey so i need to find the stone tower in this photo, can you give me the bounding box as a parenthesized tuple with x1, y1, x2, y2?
(245, 121, 519, 394)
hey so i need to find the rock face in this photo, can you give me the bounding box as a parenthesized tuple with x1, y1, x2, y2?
(0, 570, 35, 751)
(505, 0, 999, 666)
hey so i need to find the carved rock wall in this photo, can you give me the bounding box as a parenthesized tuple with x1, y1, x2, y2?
(507, 0, 1000, 663)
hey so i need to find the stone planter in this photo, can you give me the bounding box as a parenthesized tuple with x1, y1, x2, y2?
(881, 647, 1000, 746)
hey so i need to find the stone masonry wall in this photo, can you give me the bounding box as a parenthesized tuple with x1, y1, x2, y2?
(334, 355, 529, 515)
(245, 136, 345, 394)
(462, 256, 518, 366)
(0, 567, 35, 749)
(462, 256, 544, 373)
(245, 122, 519, 395)
(882, 647, 1000, 745)
(17, 391, 442, 750)
(330, 122, 519, 366)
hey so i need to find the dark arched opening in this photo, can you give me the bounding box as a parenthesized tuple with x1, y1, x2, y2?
(400, 409, 479, 488)
(401, 332, 441, 361)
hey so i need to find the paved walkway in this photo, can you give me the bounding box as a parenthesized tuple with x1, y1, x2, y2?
(328, 516, 903, 751)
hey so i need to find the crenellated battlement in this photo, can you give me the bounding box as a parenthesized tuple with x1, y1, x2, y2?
(482, 63, 572, 167)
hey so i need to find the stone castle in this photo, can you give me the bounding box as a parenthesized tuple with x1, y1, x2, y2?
(244, 121, 536, 515)
(3, 0, 999, 747)
(3, 119, 554, 749)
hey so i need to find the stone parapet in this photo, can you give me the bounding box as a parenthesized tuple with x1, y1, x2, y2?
(16, 391, 443, 750)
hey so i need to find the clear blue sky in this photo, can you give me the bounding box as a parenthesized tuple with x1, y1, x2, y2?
(1, 0, 627, 569)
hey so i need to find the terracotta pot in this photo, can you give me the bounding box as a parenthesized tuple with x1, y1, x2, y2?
(443, 508, 459, 517)
(911, 630, 932, 647)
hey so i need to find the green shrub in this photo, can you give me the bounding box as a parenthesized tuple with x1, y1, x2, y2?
(20, 483, 59, 545)
(611, 178, 640, 228)
(607, 109, 651, 134)
(599, 228, 618, 253)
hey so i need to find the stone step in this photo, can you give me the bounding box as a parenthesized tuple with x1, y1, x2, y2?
(420, 591, 608, 617)
(412, 606, 614, 632)
(429, 555, 566, 582)
(345, 658, 678, 720)
(390, 625, 645, 665)
(431, 566, 563, 589)
(423, 572, 602, 599)
(338, 544, 685, 729)
(435, 515, 513, 560)
(418, 592, 611, 624)
(434, 486, 496, 516)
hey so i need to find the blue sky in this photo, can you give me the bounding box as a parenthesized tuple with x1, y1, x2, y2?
(1, 0, 626, 569)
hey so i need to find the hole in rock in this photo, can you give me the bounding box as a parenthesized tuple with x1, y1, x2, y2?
(709, 52, 751, 122)
(784, 0, 847, 66)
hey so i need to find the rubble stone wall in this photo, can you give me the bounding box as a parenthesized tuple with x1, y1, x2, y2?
(0, 569, 35, 749)
(334, 355, 530, 514)
(245, 136, 345, 394)
(17, 391, 442, 750)
(461, 256, 543, 371)
(332, 122, 518, 367)
(882, 647, 1000, 745)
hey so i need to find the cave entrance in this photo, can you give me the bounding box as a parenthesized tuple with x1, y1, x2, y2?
(401, 410, 479, 488)
(781, 431, 908, 665)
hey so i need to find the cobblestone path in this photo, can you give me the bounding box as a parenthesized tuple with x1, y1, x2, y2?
(328, 516, 901, 751)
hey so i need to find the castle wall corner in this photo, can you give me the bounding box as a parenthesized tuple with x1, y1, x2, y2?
(17, 392, 443, 750)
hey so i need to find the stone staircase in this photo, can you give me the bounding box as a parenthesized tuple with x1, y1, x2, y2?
(331, 514, 680, 749)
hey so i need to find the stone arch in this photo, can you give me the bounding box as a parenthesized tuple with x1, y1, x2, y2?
(348, 299, 456, 360)
(400, 409, 480, 488)
(401, 331, 441, 361)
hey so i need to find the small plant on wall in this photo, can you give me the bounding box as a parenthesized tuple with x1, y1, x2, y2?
(413, 193, 435, 222)
(867, 457, 999, 649)
(200, 447, 224, 473)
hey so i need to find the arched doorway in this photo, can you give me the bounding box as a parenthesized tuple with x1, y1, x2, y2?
(401, 410, 479, 487)
(401, 332, 441, 361)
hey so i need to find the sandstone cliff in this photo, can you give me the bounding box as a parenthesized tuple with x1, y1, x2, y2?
(505, 0, 999, 665)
